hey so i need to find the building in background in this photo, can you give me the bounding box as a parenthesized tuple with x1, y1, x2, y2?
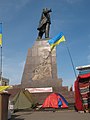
(1, 77, 9, 86)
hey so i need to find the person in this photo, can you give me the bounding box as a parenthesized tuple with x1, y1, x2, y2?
(37, 8, 52, 39)
(70, 85, 73, 91)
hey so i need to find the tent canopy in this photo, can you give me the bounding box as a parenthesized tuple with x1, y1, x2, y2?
(42, 93, 68, 108)
(0, 86, 12, 92)
(12, 90, 34, 110)
(74, 73, 90, 111)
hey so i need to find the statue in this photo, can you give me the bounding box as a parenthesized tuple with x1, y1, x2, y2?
(37, 8, 52, 39)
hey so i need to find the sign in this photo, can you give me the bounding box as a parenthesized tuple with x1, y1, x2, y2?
(25, 87, 53, 93)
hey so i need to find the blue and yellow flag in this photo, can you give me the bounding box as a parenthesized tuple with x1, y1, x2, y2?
(0, 23, 2, 46)
(48, 32, 65, 51)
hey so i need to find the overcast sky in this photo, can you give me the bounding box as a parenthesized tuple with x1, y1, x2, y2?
(0, 0, 90, 87)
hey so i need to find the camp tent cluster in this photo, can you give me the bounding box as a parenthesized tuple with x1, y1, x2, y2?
(8, 89, 68, 110)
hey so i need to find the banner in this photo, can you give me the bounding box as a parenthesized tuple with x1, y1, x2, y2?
(25, 87, 53, 93)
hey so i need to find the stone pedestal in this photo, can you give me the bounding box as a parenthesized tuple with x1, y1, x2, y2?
(11, 39, 74, 105)
(21, 39, 62, 87)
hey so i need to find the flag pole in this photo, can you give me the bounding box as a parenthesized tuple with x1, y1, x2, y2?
(65, 41, 77, 79)
(0, 23, 2, 86)
(0, 46, 2, 85)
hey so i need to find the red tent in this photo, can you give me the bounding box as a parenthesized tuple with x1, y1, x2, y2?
(74, 73, 90, 111)
(42, 93, 68, 108)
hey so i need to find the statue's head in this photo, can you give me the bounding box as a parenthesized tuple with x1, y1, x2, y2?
(43, 8, 48, 12)
(43, 8, 52, 13)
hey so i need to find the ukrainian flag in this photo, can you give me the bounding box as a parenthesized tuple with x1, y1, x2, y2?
(0, 23, 2, 46)
(48, 32, 65, 51)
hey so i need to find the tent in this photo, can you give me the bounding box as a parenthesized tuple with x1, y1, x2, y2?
(42, 93, 68, 108)
(0, 86, 12, 92)
(12, 90, 34, 110)
(74, 73, 90, 112)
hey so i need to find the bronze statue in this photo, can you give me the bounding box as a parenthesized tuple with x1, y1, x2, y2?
(37, 8, 52, 39)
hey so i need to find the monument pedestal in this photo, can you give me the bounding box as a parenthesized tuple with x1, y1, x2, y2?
(21, 39, 62, 88)
(21, 39, 74, 105)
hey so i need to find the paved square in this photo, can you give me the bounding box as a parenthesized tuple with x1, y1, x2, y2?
(11, 111, 90, 120)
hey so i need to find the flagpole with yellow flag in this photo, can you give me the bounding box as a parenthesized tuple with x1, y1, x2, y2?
(48, 32, 77, 79)
(0, 23, 3, 85)
(48, 32, 66, 79)
(48, 32, 66, 51)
